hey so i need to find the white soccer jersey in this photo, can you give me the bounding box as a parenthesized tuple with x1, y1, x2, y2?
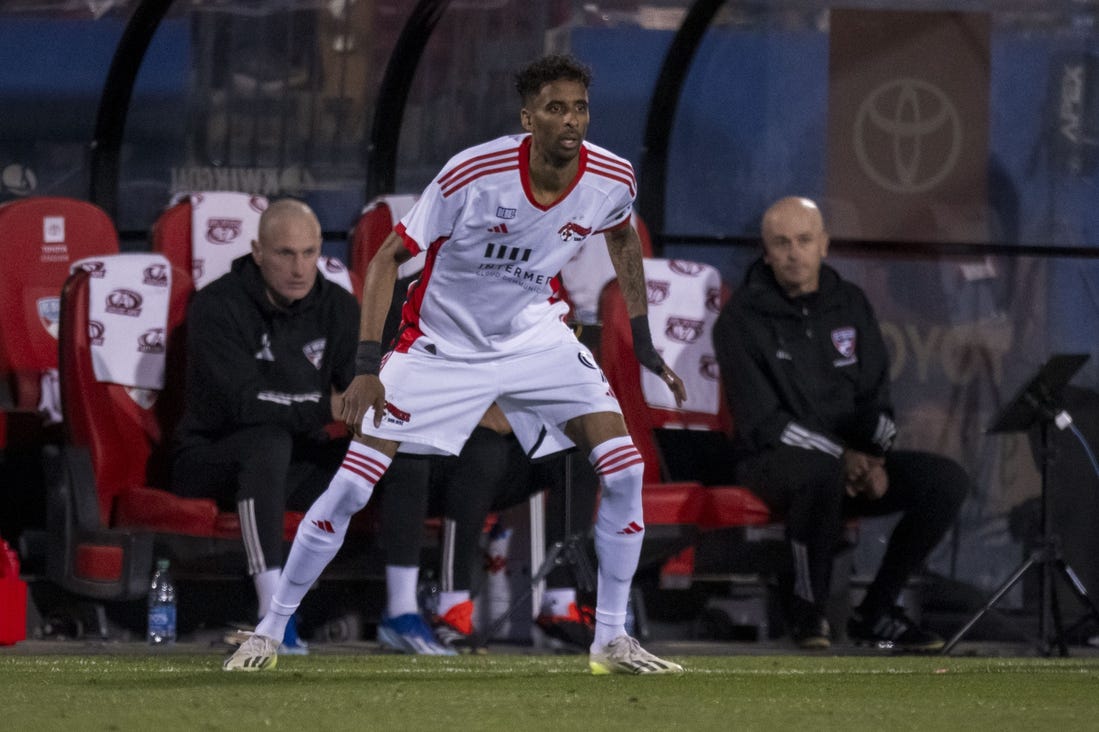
(392, 134, 636, 358)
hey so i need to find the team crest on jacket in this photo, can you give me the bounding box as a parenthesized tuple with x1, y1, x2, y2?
(831, 327, 857, 366)
(303, 338, 326, 369)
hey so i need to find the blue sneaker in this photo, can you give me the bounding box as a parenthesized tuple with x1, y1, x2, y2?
(377, 613, 456, 655)
(280, 614, 309, 656)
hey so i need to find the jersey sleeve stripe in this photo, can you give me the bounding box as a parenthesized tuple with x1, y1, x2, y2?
(587, 149, 635, 176)
(440, 163, 520, 198)
(587, 167, 637, 197)
(437, 148, 520, 187)
(394, 222, 422, 255)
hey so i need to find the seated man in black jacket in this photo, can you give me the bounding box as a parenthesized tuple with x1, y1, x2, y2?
(713, 196, 968, 652)
(171, 199, 360, 652)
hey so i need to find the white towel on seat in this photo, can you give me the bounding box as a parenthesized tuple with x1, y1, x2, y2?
(317, 255, 353, 294)
(190, 192, 267, 289)
(73, 253, 173, 390)
(640, 258, 722, 416)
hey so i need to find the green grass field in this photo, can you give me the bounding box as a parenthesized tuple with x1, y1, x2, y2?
(4, 652, 1099, 731)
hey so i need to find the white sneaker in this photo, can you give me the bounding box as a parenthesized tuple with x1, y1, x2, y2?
(589, 635, 684, 675)
(223, 633, 279, 671)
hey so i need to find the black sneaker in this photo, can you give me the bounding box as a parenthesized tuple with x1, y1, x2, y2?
(847, 605, 944, 652)
(792, 612, 831, 650)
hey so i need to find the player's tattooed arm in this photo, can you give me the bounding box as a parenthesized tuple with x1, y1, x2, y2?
(604, 224, 647, 318)
(604, 224, 687, 406)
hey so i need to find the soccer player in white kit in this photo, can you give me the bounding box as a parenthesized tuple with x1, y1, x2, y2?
(226, 54, 686, 674)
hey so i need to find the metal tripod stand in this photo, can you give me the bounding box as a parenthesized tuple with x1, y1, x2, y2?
(943, 355, 1099, 655)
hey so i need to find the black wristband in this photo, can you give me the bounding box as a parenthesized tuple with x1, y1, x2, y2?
(629, 315, 665, 375)
(355, 340, 383, 376)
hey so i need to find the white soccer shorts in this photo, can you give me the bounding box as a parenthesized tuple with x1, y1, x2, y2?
(362, 337, 622, 457)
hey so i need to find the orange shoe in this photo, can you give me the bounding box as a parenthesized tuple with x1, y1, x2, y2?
(433, 599, 482, 653)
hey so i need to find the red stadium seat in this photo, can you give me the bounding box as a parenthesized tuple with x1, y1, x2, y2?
(597, 259, 782, 586)
(48, 254, 353, 600)
(0, 197, 119, 447)
(348, 194, 418, 279)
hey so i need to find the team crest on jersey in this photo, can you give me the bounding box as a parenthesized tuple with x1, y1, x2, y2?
(557, 221, 592, 242)
(303, 338, 326, 369)
(383, 401, 411, 425)
(665, 317, 703, 344)
(105, 289, 142, 317)
(206, 217, 242, 244)
(37, 297, 60, 339)
(138, 328, 165, 354)
(831, 327, 857, 366)
(647, 280, 670, 305)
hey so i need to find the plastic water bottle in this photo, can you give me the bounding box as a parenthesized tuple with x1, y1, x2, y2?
(147, 558, 177, 645)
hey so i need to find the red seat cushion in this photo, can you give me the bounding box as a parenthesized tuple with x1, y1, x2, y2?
(698, 486, 773, 529)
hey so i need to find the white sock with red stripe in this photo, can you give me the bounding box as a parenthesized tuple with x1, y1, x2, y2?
(588, 435, 645, 650)
(255, 441, 391, 642)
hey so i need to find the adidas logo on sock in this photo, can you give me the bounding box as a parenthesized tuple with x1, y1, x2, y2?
(617, 521, 644, 535)
(311, 519, 335, 534)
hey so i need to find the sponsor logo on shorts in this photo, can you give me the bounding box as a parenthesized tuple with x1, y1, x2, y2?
(384, 401, 411, 424)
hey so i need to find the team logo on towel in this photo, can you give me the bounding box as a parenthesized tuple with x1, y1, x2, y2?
(37, 297, 60, 339)
(88, 320, 105, 346)
(249, 196, 268, 214)
(665, 317, 703, 344)
(557, 221, 592, 242)
(206, 217, 243, 244)
(138, 328, 165, 354)
(831, 327, 857, 365)
(706, 287, 722, 313)
(143, 263, 169, 287)
(193, 259, 205, 282)
(105, 289, 142, 317)
(75, 260, 107, 278)
(303, 338, 326, 369)
(669, 260, 705, 276)
(323, 258, 345, 274)
(699, 354, 720, 381)
(647, 280, 669, 305)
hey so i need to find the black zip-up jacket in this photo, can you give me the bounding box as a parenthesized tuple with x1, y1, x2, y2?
(173, 254, 359, 451)
(712, 257, 897, 459)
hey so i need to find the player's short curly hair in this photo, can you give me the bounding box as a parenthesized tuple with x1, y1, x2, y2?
(515, 54, 593, 103)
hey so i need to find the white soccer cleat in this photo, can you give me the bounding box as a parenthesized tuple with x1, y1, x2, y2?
(588, 635, 684, 675)
(223, 633, 280, 671)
